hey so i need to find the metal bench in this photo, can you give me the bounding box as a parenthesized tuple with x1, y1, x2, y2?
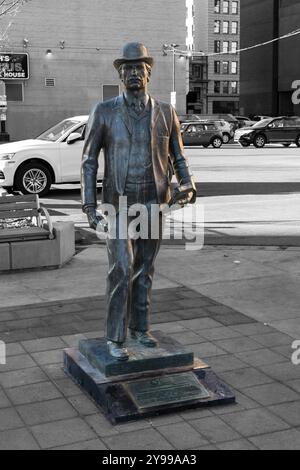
(0, 194, 54, 243)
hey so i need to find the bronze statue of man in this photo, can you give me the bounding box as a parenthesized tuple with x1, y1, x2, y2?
(81, 42, 196, 361)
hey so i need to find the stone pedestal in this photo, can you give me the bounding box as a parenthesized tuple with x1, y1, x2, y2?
(63, 331, 235, 424)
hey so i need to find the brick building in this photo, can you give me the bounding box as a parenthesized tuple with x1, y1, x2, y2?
(4, 0, 188, 141)
(240, 0, 300, 116)
(189, 0, 240, 114)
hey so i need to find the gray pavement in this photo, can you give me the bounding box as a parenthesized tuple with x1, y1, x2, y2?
(1, 244, 300, 338)
(1, 144, 300, 449)
(0, 244, 300, 450)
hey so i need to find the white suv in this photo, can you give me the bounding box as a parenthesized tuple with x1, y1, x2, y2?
(0, 116, 104, 196)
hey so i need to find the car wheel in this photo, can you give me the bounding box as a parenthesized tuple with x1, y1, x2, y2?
(296, 135, 300, 148)
(15, 162, 52, 197)
(282, 143, 291, 147)
(254, 134, 266, 148)
(212, 137, 223, 149)
(223, 133, 230, 144)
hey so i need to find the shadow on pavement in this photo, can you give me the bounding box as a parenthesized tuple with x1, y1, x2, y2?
(196, 182, 300, 197)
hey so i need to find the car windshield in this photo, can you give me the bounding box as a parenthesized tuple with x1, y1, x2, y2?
(36, 119, 80, 142)
(252, 119, 273, 129)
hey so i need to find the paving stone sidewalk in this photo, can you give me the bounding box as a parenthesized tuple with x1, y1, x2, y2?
(0, 286, 299, 450)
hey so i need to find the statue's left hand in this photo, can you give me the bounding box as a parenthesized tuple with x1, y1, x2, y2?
(177, 190, 195, 207)
(169, 185, 197, 208)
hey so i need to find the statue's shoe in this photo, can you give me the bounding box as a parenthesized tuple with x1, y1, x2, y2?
(130, 330, 158, 348)
(107, 341, 129, 361)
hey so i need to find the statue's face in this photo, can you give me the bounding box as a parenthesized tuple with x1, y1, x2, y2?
(120, 61, 151, 91)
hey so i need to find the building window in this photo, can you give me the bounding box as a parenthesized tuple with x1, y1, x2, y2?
(223, 61, 229, 74)
(231, 81, 238, 94)
(194, 87, 202, 101)
(214, 0, 220, 13)
(223, 81, 229, 94)
(231, 41, 238, 53)
(223, 1, 229, 14)
(214, 40, 221, 53)
(231, 61, 238, 74)
(232, 1, 238, 14)
(6, 82, 24, 102)
(231, 21, 238, 35)
(223, 41, 229, 53)
(223, 21, 229, 34)
(192, 64, 202, 79)
(214, 20, 220, 33)
(214, 61, 221, 74)
(102, 84, 119, 101)
(214, 81, 221, 93)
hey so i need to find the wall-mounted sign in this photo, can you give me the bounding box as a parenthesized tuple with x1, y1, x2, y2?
(0, 53, 29, 80)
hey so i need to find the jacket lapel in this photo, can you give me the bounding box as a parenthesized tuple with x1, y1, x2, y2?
(118, 95, 133, 135)
(151, 97, 162, 132)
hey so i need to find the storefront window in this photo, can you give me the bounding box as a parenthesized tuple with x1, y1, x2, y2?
(6, 83, 24, 102)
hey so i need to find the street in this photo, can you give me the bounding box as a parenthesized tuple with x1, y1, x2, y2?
(40, 144, 300, 243)
(187, 144, 300, 183)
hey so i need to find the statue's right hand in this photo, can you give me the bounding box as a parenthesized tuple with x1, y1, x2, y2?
(85, 208, 108, 232)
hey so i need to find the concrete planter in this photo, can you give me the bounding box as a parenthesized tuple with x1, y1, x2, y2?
(0, 222, 75, 271)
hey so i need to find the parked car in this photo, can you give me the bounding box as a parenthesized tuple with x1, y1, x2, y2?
(251, 115, 272, 122)
(0, 116, 104, 196)
(197, 114, 240, 132)
(181, 122, 223, 148)
(201, 119, 234, 143)
(178, 114, 202, 124)
(235, 116, 256, 128)
(234, 116, 300, 148)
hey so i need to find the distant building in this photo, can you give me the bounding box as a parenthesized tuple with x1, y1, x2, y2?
(4, 0, 188, 141)
(240, 0, 300, 117)
(188, 0, 240, 115)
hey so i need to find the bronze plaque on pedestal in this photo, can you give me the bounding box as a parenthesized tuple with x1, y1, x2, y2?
(123, 372, 211, 410)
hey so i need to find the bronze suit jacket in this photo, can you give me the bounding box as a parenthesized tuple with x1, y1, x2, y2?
(81, 95, 196, 210)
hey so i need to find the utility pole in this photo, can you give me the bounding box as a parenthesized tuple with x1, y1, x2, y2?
(163, 43, 179, 108)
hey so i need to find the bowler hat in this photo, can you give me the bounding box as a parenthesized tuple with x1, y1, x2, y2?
(114, 42, 154, 70)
